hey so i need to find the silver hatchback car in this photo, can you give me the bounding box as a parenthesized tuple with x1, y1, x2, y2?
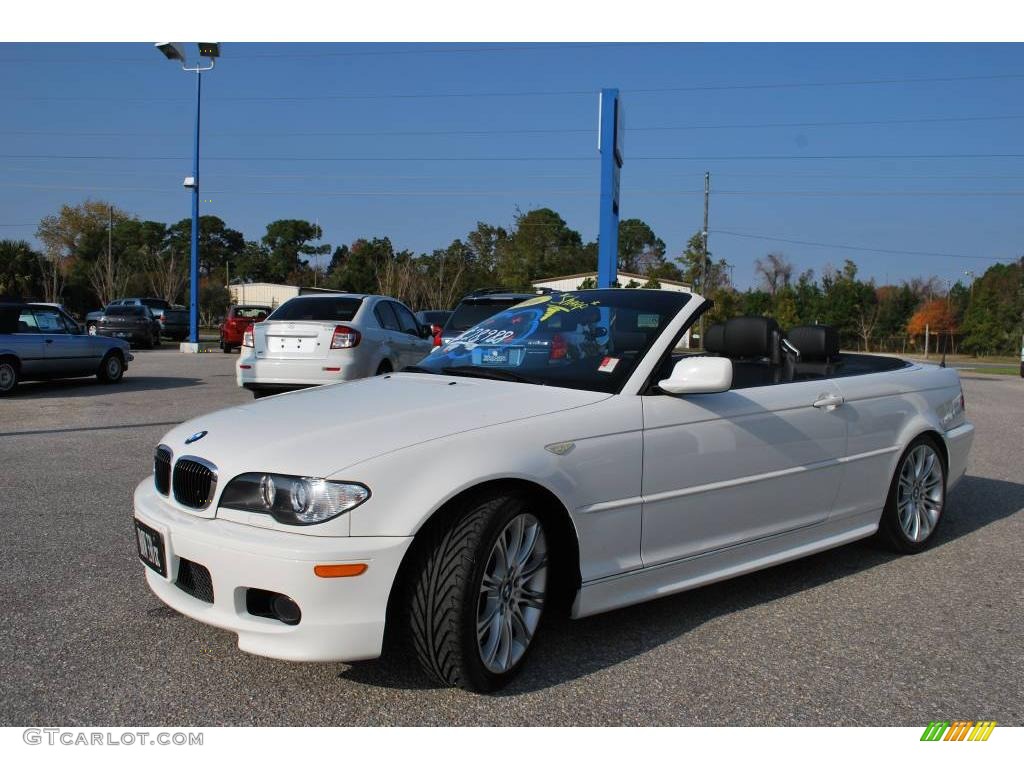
(0, 302, 134, 395)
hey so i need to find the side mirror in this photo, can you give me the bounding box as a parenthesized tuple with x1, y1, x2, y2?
(659, 357, 732, 395)
(419, 324, 434, 339)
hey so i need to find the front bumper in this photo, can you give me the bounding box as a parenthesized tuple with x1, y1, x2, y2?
(133, 480, 412, 662)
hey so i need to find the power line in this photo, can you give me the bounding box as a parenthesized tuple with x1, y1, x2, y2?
(2, 181, 1021, 199)
(3, 152, 1023, 162)
(5, 72, 1024, 102)
(5, 164, 1024, 184)
(3, 113, 1023, 138)
(0, 43, 670, 65)
(713, 228, 1010, 262)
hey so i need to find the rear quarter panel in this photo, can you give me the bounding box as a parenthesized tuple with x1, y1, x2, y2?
(831, 363, 965, 521)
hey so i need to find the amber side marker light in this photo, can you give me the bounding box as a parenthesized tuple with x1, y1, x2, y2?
(314, 563, 368, 578)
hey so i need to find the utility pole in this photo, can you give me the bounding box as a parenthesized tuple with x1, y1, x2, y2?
(108, 205, 113, 304)
(698, 171, 710, 346)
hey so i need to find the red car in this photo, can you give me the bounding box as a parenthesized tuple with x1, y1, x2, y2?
(219, 305, 271, 353)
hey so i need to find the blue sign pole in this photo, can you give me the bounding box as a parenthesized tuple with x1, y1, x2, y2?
(189, 69, 202, 346)
(597, 88, 622, 288)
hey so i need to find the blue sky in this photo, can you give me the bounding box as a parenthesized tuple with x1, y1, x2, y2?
(0, 42, 1021, 289)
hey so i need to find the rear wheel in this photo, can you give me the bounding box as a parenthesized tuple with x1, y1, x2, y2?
(876, 436, 946, 553)
(97, 353, 124, 384)
(407, 492, 550, 692)
(0, 358, 19, 395)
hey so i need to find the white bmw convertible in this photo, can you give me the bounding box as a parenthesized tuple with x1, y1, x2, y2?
(134, 289, 974, 691)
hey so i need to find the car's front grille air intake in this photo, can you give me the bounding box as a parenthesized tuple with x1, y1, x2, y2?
(172, 457, 217, 509)
(175, 558, 214, 603)
(153, 445, 172, 496)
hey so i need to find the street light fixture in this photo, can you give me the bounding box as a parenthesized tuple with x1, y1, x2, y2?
(154, 42, 220, 351)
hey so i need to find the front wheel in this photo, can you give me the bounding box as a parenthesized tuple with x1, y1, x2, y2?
(407, 493, 550, 692)
(876, 436, 946, 553)
(0, 358, 19, 395)
(97, 353, 124, 384)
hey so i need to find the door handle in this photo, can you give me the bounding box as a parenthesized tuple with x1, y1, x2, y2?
(812, 393, 844, 411)
(44, 338, 54, 344)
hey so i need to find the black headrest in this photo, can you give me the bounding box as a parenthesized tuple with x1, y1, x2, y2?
(704, 322, 725, 353)
(723, 316, 781, 360)
(786, 325, 839, 362)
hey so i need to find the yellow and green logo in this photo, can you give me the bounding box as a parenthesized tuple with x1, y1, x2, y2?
(920, 721, 997, 741)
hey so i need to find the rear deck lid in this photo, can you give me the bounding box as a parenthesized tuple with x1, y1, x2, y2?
(255, 296, 363, 360)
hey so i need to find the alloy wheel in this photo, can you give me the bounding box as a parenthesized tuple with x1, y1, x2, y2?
(476, 513, 548, 674)
(896, 444, 944, 542)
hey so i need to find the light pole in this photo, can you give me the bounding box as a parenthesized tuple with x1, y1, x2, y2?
(155, 42, 220, 352)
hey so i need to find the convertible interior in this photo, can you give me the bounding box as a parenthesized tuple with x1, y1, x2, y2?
(657, 316, 910, 391)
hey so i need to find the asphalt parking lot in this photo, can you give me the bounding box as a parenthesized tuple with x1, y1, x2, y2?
(1, 350, 1021, 726)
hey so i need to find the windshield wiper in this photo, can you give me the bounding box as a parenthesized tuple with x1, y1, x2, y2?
(440, 366, 541, 385)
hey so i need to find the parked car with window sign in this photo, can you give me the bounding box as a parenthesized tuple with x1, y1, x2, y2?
(219, 304, 271, 353)
(0, 302, 132, 394)
(135, 289, 973, 691)
(236, 293, 433, 397)
(439, 289, 548, 347)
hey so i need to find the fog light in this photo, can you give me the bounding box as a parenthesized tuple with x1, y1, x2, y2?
(271, 595, 301, 626)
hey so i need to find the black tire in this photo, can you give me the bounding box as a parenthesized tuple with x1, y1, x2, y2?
(0, 357, 19, 395)
(222, 339, 233, 353)
(97, 353, 124, 384)
(406, 492, 551, 692)
(376, 360, 393, 375)
(875, 434, 947, 554)
(154, 332, 162, 348)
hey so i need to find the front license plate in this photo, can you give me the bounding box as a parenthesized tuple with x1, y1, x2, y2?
(135, 519, 166, 576)
(480, 348, 510, 365)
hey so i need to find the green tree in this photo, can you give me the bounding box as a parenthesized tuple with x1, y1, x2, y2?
(168, 216, 245, 277)
(497, 208, 590, 288)
(617, 218, 665, 275)
(0, 240, 43, 299)
(960, 259, 1024, 355)
(259, 219, 329, 283)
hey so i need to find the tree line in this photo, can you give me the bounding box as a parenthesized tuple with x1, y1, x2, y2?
(1, 198, 1021, 355)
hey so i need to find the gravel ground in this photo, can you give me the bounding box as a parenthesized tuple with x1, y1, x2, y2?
(1, 350, 1021, 726)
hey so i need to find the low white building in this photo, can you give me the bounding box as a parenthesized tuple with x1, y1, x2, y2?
(228, 282, 298, 309)
(532, 271, 692, 295)
(227, 283, 342, 308)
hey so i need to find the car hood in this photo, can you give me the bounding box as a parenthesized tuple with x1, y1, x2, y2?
(160, 373, 610, 479)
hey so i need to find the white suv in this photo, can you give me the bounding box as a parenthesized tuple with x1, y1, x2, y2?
(237, 293, 433, 398)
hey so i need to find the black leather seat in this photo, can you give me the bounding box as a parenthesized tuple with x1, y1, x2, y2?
(703, 322, 725, 354)
(786, 325, 840, 379)
(720, 317, 784, 388)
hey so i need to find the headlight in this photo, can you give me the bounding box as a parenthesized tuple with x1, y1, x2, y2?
(220, 473, 369, 525)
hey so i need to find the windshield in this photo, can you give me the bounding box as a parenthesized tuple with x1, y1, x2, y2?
(267, 297, 363, 322)
(445, 298, 528, 332)
(414, 289, 691, 394)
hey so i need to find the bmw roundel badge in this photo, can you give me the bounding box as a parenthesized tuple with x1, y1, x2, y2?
(185, 430, 208, 445)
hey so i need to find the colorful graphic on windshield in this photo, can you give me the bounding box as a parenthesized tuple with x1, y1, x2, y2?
(415, 289, 692, 394)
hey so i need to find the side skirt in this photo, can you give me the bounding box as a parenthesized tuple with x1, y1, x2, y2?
(571, 507, 880, 619)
